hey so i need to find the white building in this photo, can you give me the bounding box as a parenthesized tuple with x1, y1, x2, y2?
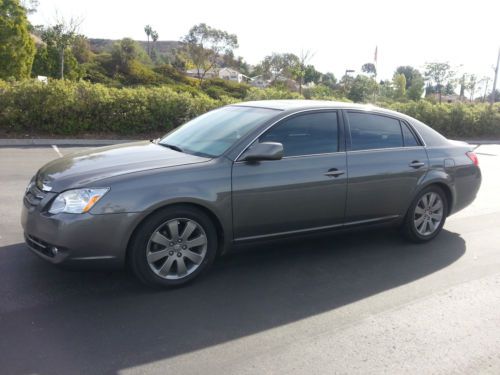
(185, 67, 250, 83)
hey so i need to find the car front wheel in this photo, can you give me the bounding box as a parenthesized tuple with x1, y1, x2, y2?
(129, 206, 218, 287)
(402, 186, 448, 243)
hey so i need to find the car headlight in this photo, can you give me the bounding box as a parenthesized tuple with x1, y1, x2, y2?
(48, 188, 109, 214)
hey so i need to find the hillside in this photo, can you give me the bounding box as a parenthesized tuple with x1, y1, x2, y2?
(88, 38, 182, 58)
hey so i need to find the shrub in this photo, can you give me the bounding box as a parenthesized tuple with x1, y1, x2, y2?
(201, 78, 250, 99)
(0, 79, 224, 135)
(244, 87, 303, 100)
(0, 79, 498, 138)
(386, 101, 500, 138)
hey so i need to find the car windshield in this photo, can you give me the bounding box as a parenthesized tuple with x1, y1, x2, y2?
(159, 106, 280, 157)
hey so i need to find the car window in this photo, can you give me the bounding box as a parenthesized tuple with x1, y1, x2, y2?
(159, 106, 280, 157)
(401, 122, 420, 146)
(259, 112, 338, 157)
(348, 112, 403, 151)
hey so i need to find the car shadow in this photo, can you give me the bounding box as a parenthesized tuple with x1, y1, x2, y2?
(0, 228, 465, 374)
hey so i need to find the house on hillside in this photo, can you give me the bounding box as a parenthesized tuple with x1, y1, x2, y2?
(218, 67, 251, 83)
(428, 93, 462, 103)
(185, 69, 218, 79)
(249, 75, 271, 88)
(185, 67, 250, 83)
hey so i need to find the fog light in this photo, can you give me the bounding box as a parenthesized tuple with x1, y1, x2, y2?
(51, 247, 59, 256)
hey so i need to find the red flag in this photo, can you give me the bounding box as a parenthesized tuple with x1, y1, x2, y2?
(374, 46, 378, 63)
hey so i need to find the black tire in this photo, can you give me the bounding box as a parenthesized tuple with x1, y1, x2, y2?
(402, 185, 448, 243)
(129, 205, 218, 288)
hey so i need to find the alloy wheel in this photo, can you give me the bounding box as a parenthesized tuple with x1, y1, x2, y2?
(413, 192, 444, 236)
(146, 218, 208, 280)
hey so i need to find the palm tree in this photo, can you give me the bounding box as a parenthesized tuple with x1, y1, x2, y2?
(151, 30, 159, 60)
(144, 25, 153, 56)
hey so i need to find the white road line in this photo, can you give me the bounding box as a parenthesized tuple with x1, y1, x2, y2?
(51, 145, 63, 157)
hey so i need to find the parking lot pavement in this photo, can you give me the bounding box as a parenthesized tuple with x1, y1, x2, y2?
(0, 144, 499, 374)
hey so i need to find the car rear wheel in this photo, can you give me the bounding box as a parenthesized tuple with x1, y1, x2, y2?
(402, 186, 448, 243)
(129, 206, 218, 287)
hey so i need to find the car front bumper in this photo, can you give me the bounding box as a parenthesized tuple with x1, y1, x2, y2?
(21, 198, 141, 268)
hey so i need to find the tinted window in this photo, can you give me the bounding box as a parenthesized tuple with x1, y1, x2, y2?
(348, 113, 403, 151)
(401, 122, 420, 146)
(259, 112, 338, 157)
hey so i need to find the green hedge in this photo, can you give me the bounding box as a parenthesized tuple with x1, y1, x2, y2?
(387, 101, 500, 138)
(0, 79, 499, 138)
(0, 79, 230, 135)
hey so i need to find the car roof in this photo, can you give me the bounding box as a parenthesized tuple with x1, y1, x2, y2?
(231, 100, 404, 116)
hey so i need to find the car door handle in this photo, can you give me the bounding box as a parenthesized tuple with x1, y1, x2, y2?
(324, 169, 345, 177)
(409, 161, 425, 168)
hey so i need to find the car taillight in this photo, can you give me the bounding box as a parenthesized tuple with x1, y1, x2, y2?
(466, 151, 479, 166)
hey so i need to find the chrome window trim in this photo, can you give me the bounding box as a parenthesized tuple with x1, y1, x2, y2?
(401, 119, 427, 147)
(233, 150, 345, 164)
(347, 146, 425, 154)
(234, 108, 341, 162)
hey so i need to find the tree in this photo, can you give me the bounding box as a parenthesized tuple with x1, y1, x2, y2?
(71, 35, 93, 64)
(393, 73, 406, 99)
(32, 26, 84, 80)
(41, 16, 82, 79)
(293, 50, 313, 94)
(182, 23, 238, 84)
(151, 30, 159, 60)
(486, 89, 500, 103)
(406, 74, 425, 100)
(20, 0, 38, 14)
(395, 66, 422, 89)
(424, 62, 454, 104)
(304, 65, 321, 84)
(443, 82, 455, 95)
(361, 63, 377, 77)
(111, 38, 150, 73)
(348, 75, 378, 102)
(321, 72, 337, 89)
(378, 80, 394, 99)
(465, 74, 478, 101)
(260, 52, 300, 82)
(144, 25, 153, 57)
(0, 0, 35, 80)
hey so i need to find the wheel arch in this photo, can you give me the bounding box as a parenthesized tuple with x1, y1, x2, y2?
(125, 202, 227, 266)
(415, 180, 454, 216)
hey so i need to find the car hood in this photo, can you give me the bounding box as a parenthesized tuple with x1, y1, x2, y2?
(36, 141, 210, 192)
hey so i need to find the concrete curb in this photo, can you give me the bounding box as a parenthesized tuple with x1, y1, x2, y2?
(0, 139, 139, 147)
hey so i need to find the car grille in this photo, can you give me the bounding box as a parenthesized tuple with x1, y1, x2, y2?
(24, 183, 46, 208)
(25, 235, 55, 257)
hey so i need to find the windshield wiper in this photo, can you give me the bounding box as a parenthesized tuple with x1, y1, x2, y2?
(159, 143, 184, 153)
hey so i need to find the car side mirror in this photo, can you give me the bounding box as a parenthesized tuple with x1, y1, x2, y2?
(241, 142, 284, 162)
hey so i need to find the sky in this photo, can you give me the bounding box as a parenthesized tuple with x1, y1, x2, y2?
(30, 0, 500, 87)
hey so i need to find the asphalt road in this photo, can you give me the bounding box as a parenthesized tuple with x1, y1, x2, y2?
(0, 144, 499, 375)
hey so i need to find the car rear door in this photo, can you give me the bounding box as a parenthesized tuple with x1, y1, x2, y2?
(344, 111, 429, 223)
(231, 110, 347, 240)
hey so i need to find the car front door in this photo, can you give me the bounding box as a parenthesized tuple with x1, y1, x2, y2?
(232, 110, 347, 240)
(344, 111, 429, 223)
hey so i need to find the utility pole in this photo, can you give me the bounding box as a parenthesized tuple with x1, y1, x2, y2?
(491, 47, 500, 105)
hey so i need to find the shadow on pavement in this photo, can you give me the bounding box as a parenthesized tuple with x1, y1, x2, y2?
(0, 228, 465, 374)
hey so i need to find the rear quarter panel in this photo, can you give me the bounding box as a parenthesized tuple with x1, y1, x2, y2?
(424, 145, 481, 215)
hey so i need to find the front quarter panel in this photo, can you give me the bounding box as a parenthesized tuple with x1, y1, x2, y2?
(89, 158, 233, 250)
